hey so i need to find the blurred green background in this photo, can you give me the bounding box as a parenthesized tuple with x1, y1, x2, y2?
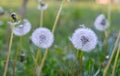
(0, 0, 120, 76)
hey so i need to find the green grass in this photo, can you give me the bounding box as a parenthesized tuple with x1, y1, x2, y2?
(0, 0, 120, 76)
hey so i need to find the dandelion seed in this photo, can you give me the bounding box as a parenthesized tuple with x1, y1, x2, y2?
(94, 14, 109, 31)
(38, 3, 48, 11)
(31, 28, 54, 48)
(13, 19, 31, 36)
(0, 6, 4, 15)
(70, 26, 97, 52)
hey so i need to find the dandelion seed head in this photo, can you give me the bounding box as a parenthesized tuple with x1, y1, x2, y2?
(70, 27, 97, 52)
(38, 3, 48, 11)
(0, 6, 4, 15)
(13, 19, 31, 36)
(38, 0, 42, 2)
(94, 14, 109, 31)
(31, 27, 54, 49)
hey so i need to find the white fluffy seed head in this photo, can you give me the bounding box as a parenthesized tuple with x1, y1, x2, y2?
(70, 27, 97, 52)
(13, 19, 31, 36)
(38, 0, 42, 2)
(94, 14, 109, 31)
(31, 27, 54, 49)
(0, 6, 4, 15)
(37, 3, 48, 11)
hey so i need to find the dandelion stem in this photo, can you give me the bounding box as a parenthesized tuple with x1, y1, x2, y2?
(12, 36, 22, 76)
(38, 0, 65, 75)
(103, 32, 120, 76)
(71, 50, 79, 76)
(33, 48, 41, 76)
(33, 5, 44, 76)
(38, 48, 49, 76)
(104, 0, 111, 56)
(107, 0, 111, 23)
(40, 11, 43, 27)
(104, 31, 108, 55)
(112, 42, 120, 76)
(3, 23, 15, 76)
(52, 0, 65, 33)
(78, 51, 83, 76)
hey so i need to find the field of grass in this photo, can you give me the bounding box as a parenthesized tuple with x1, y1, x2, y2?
(0, 0, 120, 76)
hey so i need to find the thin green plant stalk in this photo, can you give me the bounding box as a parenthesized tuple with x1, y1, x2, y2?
(104, 31, 108, 55)
(3, 22, 15, 76)
(12, 36, 22, 76)
(78, 51, 83, 76)
(38, 48, 49, 76)
(52, 0, 65, 33)
(112, 42, 120, 76)
(33, 48, 41, 76)
(40, 11, 43, 27)
(38, 0, 65, 75)
(71, 50, 79, 76)
(33, 6, 44, 76)
(103, 32, 120, 76)
(104, 0, 111, 56)
(107, 0, 111, 23)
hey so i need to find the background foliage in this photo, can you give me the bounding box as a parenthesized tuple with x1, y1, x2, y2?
(0, 0, 120, 76)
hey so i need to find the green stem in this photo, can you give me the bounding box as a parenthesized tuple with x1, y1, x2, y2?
(12, 37, 22, 76)
(107, 0, 111, 23)
(3, 24, 15, 76)
(103, 32, 120, 76)
(33, 6, 44, 76)
(33, 4, 44, 76)
(104, 0, 111, 56)
(38, 48, 49, 76)
(38, 0, 65, 75)
(78, 51, 83, 76)
(71, 50, 79, 76)
(104, 31, 108, 56)
(33, 48, 41, 76)
(112, 42, 120, 76)
(52, 0, 65, 33)
(40, 11, 43, 27)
